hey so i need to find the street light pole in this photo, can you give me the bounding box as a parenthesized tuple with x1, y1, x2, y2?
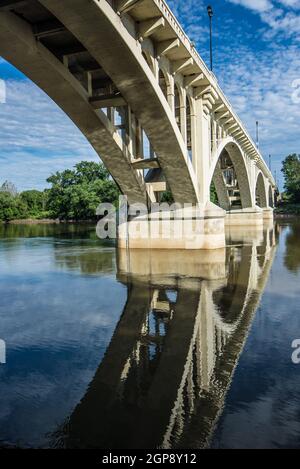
(269, 154, 272, 172)
(207, 5, 213, 72)
(256, 121, 259, 149)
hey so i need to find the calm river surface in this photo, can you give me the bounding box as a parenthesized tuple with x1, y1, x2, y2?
(0, 221, 299, 449)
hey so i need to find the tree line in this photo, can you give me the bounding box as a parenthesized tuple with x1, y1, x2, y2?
(281, 154, 300, 203)
(1, 155, 300, 222)
(0, 161, 119, 222)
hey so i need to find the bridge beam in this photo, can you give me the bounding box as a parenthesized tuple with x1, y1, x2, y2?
(172, 57, 194, 74)
(33, 19, 65, 39)
(131, 158, 160, 170)
(184, 73, 204, 88)
(138, 17, 165, 40)
(116, 0, 144, 15)
(89, 94, 126, 108)
(157, 38, 179, 57)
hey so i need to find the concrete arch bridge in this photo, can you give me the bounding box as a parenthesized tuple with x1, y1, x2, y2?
(0, 0, 276, 248)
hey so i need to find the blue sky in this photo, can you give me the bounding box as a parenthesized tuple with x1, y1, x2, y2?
(0, 0, 300, 191)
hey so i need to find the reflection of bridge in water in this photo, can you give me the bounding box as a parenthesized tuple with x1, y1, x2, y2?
(55, 223, 277, 449)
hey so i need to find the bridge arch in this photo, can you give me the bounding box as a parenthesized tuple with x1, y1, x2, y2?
(0, 14, 151, 205)
(0, 3, 200, 205)
(210, 138, 253, 210)
(255, 172, 268, 208)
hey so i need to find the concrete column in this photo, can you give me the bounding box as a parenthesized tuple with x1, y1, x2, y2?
(167, 74, 175, 112)
(212, 117, 217, 154)
(153, 58, 159, 82)
(126, 105, 133, 156)
(136, 121, 143, 159)
(194, 97, 210, 204)
(87, 71, 93, 97)
(190, 99, 197, 171)
(180, 87, 187, 144)
(249, 159, 257, 204)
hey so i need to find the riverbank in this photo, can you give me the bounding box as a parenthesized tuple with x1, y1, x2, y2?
(2, 208, 299, 225)
(0, 218, 97, 225)
(275, 203, 300, 217)
(4, 218, 60, 225)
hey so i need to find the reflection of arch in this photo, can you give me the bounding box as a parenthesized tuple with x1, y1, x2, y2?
(211, 139, 253, 209)
(52, 236, 277, 449)
(255, 172, 268, 208)
(213, 245, 253, 325)
(57, 282, 202, 449)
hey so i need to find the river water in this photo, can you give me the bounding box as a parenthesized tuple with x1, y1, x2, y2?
(0, 221, 299, 449)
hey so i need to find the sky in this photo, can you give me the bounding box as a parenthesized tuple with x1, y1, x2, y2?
(0, 0, 300, 191)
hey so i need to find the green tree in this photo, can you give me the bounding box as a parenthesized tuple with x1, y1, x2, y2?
(210, 182, 219, 205)
(0, 192, 28, 221)
(281, 154, 300, 203)
(46, 161, 119, 220)
(74, 161, 109, 183)
(160, 190, 174, 203)
(20, 190, 46, 217)
(0, 162, 119, 222)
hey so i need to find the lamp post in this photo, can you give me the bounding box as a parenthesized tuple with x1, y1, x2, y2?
(207, 5, 213, 72)
(256, 121, 259, 149)
(269, 154, 272, 172)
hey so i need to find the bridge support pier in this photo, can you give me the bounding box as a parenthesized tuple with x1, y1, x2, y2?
(118, 202, 226, 250)
(225, 207, 265, 226)
(262, 208, 274, 220)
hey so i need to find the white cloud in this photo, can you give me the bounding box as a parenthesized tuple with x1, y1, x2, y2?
(261, 8, 300, 38)
(226, 0, 300, 39)
(0, 78, 5, 103)
(227, 0, 273, 12)
(0, 79, 99, 190)
(277, 0, 300, 8)
(216, 43, 300, 187)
